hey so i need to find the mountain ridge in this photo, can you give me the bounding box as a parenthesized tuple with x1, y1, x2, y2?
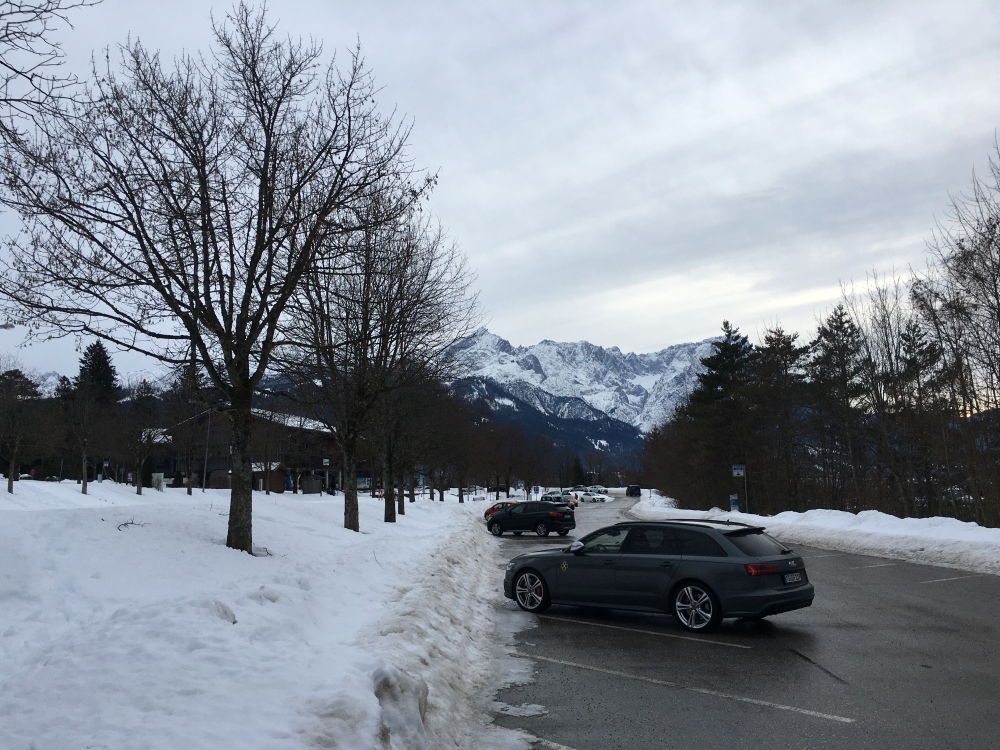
(450, 328, 715, 442)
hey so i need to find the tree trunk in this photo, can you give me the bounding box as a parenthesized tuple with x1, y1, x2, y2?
(428, 470, 435, 503)
(136, 462, 142, 495)
(7, 455, 16, 494)
(383, 467, 396, 522)
(458, 477, 464, 504)
(438, 480, 444, 502)
(408, 472, 416, 503)
(186, 457, 193, 495)
(343, 451, 359, 531)
(226, 399, 254, 553)
(81, 446, 88, 495)
(397, 471, 405, 516)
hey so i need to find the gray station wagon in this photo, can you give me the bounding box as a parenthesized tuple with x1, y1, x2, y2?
(502, 520, 814, 632)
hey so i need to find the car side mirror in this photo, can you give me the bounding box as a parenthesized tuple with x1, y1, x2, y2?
(568, 540, 584, 554)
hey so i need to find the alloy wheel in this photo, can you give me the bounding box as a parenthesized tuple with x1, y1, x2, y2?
(674, 585, 714, 630)
(515, 572, 546, 611)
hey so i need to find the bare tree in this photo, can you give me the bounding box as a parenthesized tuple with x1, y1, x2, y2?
(0, 0, 97, 138)
(0, 360, 41, 492)
(163, 361, 208, 495)
(0, 4, 411, 552)
(286, 196, 477, 531)
(119, 377, 160, 495)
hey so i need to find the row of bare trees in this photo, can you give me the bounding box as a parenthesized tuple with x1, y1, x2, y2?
(0, 3, 476, 550)
(644, 148, 1000, 527)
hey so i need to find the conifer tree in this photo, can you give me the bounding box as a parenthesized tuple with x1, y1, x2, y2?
(689, 321, 755, 405)
(73, 341, 118, 402)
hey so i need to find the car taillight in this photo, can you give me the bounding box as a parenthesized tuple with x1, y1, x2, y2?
(745, 563, 780, 576)
(549, 511, 562, 517)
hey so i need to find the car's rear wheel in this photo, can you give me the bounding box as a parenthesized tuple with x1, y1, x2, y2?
(535, 522, 550, 537)
(557, 529, 569, 536)
(489, 521, 503, 536)
(672, 583, 721, 632)
(514, 570, 551, 613)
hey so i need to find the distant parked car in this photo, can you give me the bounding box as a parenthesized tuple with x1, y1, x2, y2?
(542, 490, 578, 506)
(580, 492, 607, 503)
(588, 485, 608, 494)
(486, 500, 576, 537)
(18, 474, 32, 480)
(484, 500, 518, 520)
(571, 485, 587, 492)
(626, 485, 641, 497)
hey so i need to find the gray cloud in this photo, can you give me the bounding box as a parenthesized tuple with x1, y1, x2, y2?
(3, 0, 1000, 372)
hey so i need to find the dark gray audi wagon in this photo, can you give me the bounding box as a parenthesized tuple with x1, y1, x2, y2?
(502, 519, 814, 632)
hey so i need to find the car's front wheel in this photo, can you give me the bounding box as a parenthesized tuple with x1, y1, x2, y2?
(672, 583, 721, 632)
(535, 522, 549, 537)
(489, 521, 503, 536)
(514, 570, 551, 613)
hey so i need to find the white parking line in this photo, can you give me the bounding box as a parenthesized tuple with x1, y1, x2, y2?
(538, 615, 752, 649)
(516, 652, 855, 724)
(850, 563, 896, 569)
(920, 574, 980, 584)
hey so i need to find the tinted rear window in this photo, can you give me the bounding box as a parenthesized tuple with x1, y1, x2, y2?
(674, 529, 728, 557)
(726, 530, 789, 557)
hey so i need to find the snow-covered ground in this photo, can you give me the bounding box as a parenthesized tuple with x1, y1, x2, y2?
(632, 495, 1000, 575)
(1, 481, 529, 749)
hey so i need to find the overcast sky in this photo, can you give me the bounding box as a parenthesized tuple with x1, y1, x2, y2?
(4, 0, 1000, 375)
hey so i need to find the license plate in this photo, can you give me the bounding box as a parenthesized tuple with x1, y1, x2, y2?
(784, 572, 803, 584)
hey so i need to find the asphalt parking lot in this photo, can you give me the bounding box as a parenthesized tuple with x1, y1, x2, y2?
(490, 497, 1000, 750)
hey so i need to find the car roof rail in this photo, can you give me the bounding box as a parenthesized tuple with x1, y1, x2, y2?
(615, 518, 761, 530)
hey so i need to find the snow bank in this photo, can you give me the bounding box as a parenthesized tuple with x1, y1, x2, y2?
(0, 481, 511, 749)
(631, 495, 1000, 575)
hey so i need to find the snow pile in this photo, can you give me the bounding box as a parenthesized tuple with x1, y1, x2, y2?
(632, 495, 1000, 575)
(0, 481, 515, 749)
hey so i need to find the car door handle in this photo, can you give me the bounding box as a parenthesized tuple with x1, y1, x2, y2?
(603, 559, 615, 566)
(659, 561, 674, 568)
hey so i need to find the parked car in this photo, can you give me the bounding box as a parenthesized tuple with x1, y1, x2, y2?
(579, 492, 608, 503)
(503, 519, 814, 632)
(484, 500, 518, 520)
(571, 485, 587, 492)
(587, 485, 608, 494)
(486, 500, 576, 537)
(542, 490, 578, 506)
(625, 485, 641, 497)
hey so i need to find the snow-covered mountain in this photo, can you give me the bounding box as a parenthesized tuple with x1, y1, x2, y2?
(450, 328, 716, 434)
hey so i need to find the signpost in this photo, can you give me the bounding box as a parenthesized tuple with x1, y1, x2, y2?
(732, 464, 748, 513)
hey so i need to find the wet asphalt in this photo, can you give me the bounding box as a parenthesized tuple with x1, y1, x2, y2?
(489, 496, 1000, 750)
